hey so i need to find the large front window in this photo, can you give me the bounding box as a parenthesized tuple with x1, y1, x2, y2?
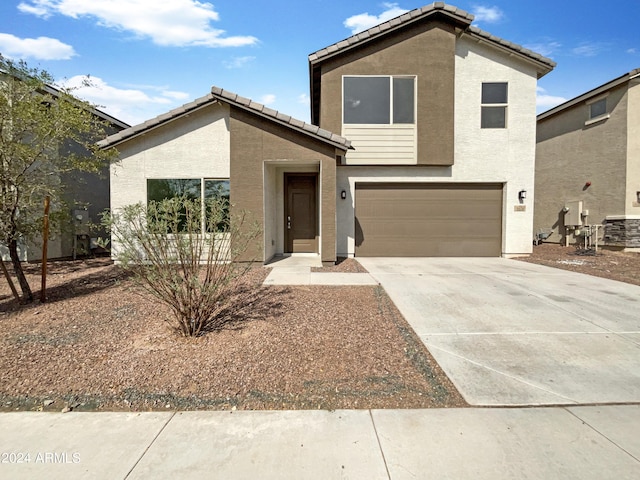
(146, 178, 230, 232)
(343, 76, 415, 125)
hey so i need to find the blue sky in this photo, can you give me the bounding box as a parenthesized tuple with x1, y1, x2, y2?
(1, 0, 638, 126)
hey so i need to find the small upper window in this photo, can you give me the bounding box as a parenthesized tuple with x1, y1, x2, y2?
(481, 82, 508, 129)
(589, 98, 607, 119)
(343, 76, 415, 125)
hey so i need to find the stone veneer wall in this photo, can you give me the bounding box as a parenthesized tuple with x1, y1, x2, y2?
(604, 218, 640, 248)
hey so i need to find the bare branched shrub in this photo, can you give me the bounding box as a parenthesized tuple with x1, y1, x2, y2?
(105, 196, 260, 336)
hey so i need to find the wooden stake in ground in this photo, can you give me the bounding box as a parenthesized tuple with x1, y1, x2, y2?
(41, 195, 50, 303)
(1, 257, 20, 302)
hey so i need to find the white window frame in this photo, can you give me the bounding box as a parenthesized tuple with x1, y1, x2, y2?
(342, 75, 417, 126)
(481, 82, 508, 129)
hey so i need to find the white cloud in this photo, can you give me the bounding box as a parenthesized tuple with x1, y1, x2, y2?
(536, 86, 567, 111)
(523, 41, 561, 58)
(59, 75, 190, 125)
(223, 56, 256, 69)
(162, 90, 190, 100)
(260, 94, 276, 105)
(297, 93, 309, 106)
(626, 48, 637, 55)
(0, 33, 76, 60)
(471, 5, 504, 24)
(571, 42, 606, 57)
(18, 0, 258, 48)
(344, 2, 409, 35)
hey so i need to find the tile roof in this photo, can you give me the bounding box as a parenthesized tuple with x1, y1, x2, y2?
(98, 87, 351, 151)
(309, 3, 472, 63)
(210, 86, 352, 149)
(466, 26, 556, 71)
(308, 2, 555, 72)
(97, 93, 217, 148)
(538, 68, 640, 120)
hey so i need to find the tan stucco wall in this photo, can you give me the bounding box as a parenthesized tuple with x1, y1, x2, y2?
(229, 110, 338, 263)
(316, 19, 456, 166)
(535, 84, 629, 244)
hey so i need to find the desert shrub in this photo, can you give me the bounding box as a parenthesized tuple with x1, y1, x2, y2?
(105, 196, 260, 336)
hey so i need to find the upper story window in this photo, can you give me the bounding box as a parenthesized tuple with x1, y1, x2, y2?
(147, 178, 230, 233)
(481, 82, 508, 128)
(585, 94, 610, 125)
(589, 98, 606, 119)
(343, 76, 415, 125)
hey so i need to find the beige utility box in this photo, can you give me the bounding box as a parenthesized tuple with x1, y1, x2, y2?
(563, 200, 583, 227)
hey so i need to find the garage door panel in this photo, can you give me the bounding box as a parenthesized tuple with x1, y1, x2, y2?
(355, 183, 503, 257)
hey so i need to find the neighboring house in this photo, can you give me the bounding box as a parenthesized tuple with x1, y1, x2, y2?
(44, 92, 128, 261)
(0, 75, 129, 262)
(535, 68, 640, 250)
(103, 2, 554, 264)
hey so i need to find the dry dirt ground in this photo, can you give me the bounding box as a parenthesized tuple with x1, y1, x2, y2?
(0, 258, 464, 412)
(516, 243, 640, 287)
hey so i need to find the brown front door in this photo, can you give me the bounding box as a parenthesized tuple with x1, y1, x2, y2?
(285, 174, 318, 253)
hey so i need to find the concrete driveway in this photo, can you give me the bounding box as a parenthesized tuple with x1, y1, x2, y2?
(357, 257, 640, 406)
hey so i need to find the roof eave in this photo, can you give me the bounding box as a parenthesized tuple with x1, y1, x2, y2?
(98, 94, 217, 149)
(463, 28, 556, 79)
(537, 68, 640, 121)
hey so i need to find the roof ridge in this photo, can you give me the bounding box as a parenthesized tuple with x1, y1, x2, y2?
(308, 2, 555, 72)
(309, 2, 474, 63)
(99, 88, 351, 151)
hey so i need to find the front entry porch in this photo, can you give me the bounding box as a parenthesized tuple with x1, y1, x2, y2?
(264, 162, 330, 263)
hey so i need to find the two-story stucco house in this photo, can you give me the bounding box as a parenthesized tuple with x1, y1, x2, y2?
(535, 68, 640, 250)
(102, 3, 554, 263)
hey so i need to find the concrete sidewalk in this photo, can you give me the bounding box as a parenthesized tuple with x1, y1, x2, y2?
(1, 406, 639, 479)
(263, 255, 378, 286)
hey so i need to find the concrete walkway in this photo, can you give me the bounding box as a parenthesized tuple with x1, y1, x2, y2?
(263, 254, 378, 286)
(357, 257, 640, 406)
(1, 406, 639, 479)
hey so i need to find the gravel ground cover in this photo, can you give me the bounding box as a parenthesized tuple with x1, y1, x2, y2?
(2, 244, 636, 413)
(0, 258, 465, 412)
(516, 243, 640, 286)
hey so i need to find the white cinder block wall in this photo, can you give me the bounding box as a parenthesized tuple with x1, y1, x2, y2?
(336, 37, 539, 257)
(110, 104, 230, 254)
(455, 37, 539, 256)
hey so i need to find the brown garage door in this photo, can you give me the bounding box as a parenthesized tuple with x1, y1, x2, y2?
(355, 183, 503, 257)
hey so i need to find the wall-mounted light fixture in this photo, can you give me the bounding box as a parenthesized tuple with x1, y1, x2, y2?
(518, 189, 527, 201)
(341, 190, 347, 200)
(637, 191, 640, 203)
